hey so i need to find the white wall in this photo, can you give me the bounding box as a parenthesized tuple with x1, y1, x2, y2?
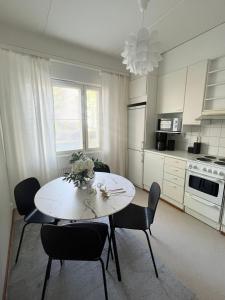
(0, 124, 12, 298)
(0, 23, 126, 75)
(159, 22, 225, 75)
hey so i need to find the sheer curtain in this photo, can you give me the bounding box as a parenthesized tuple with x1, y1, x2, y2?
(101, 72, 128, 176)
(0, 49, 57, 194)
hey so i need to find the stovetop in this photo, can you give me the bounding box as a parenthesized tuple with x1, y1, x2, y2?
(188, 155, 225, 180)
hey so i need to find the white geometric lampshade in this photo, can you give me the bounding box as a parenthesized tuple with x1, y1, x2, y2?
(121, 28, 162, 75)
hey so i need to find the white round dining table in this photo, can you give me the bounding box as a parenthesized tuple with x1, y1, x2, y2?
(34, 172, 136, 282)
(34, 172, 135, 221)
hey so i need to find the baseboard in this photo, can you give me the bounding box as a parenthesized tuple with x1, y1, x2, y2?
(3, 208, 16, 300)
(160, 197, 184, 212)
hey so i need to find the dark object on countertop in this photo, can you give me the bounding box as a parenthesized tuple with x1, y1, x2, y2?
(155, 132, 167, 151)
(167, 140, 175, 151)
(193, 142, 201, 154)
(188, 147, 194, 153)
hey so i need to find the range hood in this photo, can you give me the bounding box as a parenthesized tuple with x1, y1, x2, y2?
(196, 110, 225, 120)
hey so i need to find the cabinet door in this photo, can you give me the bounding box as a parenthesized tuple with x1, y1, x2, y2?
(129, 76, 147, 99)
(128, 107, 145, 150)
(157, 68, 187, 114)
(183, 60, 208, 125)
(128, 149, 143, 187)
(143, 152, 164, 190)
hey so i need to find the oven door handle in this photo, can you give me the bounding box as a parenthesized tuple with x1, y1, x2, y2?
(188, 194, 220, 209)
(187, 170, 224, 185)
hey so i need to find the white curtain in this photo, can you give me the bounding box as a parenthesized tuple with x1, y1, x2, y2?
(0, 49, 57, 194)
(101, 72, 128, 176)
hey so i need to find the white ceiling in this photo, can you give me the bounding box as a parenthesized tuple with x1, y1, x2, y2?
(0, 0, 225, 57)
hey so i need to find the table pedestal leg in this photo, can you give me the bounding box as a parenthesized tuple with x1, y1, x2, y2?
(108, 215, 121, 281)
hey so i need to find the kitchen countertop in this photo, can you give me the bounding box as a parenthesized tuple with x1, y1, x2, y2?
(144, 149, 200, 161)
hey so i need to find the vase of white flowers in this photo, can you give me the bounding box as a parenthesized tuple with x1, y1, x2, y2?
(63, 152, 95, 188)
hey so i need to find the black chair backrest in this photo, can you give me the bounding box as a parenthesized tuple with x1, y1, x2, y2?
(148, 182, 161, 217)
(14, 177, 40, 216)
(94, 163, 110, 173)
(41, 223, 108, 261)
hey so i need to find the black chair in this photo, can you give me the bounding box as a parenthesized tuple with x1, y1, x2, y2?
(107, 182, 161, 278)
(14, 177, 56, 263)
(94, 163, 110, 173)
(41, 222, 109, 300)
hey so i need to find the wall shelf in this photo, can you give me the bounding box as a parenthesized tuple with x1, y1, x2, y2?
(204, 96, 225, 101)
(207, 81, 225, 87)
(208, 67, 225, 74)
(156, 130, 181, 134)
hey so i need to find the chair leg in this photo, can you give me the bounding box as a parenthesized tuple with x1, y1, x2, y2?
(99, 258, 109, 300)
(106, 233, 111, 270)
(60, 260, 63, 266)
(149, 228, 152, 236)
(107, 231, 114, 260)
(41, 257, 52, 300)
(143, 230, 158, 278)
(15, 223, 29, 264)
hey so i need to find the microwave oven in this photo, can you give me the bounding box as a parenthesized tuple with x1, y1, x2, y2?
(158, 118, 182, 132)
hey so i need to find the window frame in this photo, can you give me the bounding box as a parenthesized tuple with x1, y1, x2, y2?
(52, 79, 101, 155)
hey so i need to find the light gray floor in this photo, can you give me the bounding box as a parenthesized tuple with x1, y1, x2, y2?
(7, 193, 197, 300)
(132, 188, 225, 300)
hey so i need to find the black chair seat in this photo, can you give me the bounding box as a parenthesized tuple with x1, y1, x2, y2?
(113, 203, 154, 230)
(24, 209, 55, 224)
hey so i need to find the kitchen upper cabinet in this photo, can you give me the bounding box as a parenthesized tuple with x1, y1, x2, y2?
(157, 67, 187, 114)
(128, 149, 143, 188)
(129, 76, 147, 104)
(183, 60, 208, 125)
(143, 151, 164, 190)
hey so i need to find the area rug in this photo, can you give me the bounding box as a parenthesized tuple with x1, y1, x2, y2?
(7, 218, 197, 300)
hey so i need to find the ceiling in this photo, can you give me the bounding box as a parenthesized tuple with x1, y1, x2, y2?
(0, 0, 225, 57)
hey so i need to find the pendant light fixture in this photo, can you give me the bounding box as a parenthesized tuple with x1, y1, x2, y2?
(121, 0, 162, 75)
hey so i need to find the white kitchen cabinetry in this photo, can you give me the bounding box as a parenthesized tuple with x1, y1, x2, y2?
(128, 106, 145, 150)
(143, 151, 164, 190)
(162, 157, 186, 209)
(128, 149, 143, 188)
(129, 76, 147, 104)
(183, 60, 208, 125)
(157, 67, 187, 114)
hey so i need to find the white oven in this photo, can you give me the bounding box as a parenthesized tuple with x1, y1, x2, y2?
(185, 169, 224, 206)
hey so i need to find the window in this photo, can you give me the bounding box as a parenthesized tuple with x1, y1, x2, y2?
(52, 81, 101, 152)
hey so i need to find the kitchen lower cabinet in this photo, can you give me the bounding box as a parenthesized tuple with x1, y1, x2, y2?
(143, 151, 164, 191)
(128, 149, 143, 188)
(220, 210, 225, 233)
(162, 157, 186, 209)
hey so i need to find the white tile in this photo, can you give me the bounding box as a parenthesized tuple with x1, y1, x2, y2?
(201, 120, 210, 127)
(218, 147, 225, 157)
(209, 127, 221, 137)
(201, 136, 209, 144)
(208, 146, 218, 156)
(210, 120, 222, 128)
(201, 127, 210, 136)
(201, 144, 208, 154)
(219, 138, 225, 148)
(220, 128, 225, 137)
(208, 137, 219, 147)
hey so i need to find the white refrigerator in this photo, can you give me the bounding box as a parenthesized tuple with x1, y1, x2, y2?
(127, 104, 146, 187)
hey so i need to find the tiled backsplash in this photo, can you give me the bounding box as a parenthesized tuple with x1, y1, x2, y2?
(172, 120, 225, 157)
